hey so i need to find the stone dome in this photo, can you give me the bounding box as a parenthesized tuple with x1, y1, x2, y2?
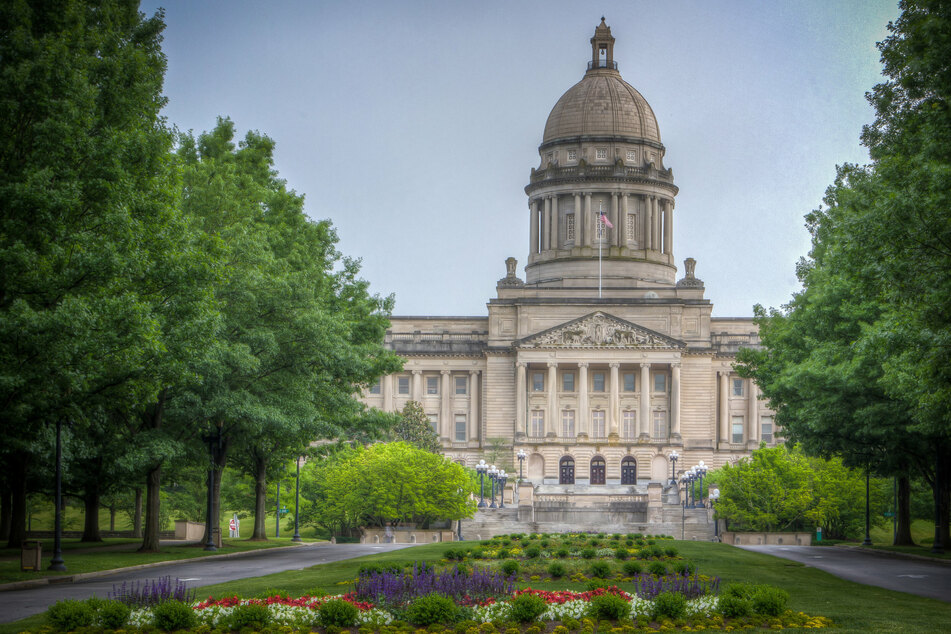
(542, 70, 661, 145)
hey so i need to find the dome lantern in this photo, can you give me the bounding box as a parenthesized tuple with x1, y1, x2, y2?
(590, 17, 616, 71)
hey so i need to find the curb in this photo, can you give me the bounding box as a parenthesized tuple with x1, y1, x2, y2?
(0, 542, 317, 593)
(831, 543, 951, 565)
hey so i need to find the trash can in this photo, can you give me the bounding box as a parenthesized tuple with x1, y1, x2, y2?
(21, 541, 42, 572)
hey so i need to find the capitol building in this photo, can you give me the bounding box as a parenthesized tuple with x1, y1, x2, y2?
(361, 20, 776, 536)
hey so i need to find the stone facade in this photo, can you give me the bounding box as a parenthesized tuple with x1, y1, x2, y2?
(360, 21, 776, 536)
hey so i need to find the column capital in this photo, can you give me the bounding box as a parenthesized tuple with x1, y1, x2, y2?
(547, 361, 558, 369)
(609, 362, 620, 369)
(441, 369, 451, 376)
(577, 361, 589, 369)
(516, 361, 527, 369)
(411, 369, 423, 375)
(640, 362, 651, 369)
(469, 369, 479, 377)
(671, 362, 681, 369)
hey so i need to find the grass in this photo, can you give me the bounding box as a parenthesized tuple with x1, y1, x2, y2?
(3, 538, 950, 633)
(0, 536, 312, 584)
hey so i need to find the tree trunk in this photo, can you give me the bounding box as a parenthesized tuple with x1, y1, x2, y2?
(213, 434, 229, 542)
(133, 487, 143, 538)
(139, 464, 162, 553)
(81, 484, 102, 542)
(0, 483, 11, 542)
(109, 506, 115, 532)
(894, 475, 914, 546)
(6, 453, 27, 548)
(939, 446, 951, 551)
(250, 456, 268, 540)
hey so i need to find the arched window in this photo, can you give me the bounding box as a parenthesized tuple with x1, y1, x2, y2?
(559, 456, 575, 485)
(590, 456, 606, 485)
(621, 457, 637, 484)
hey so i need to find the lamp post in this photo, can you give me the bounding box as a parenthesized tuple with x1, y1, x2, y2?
(488, 465, 499, 508)
(476, 460, 487, 508)
(668, 450, 680, 485)
(696, 461, 707, 508)
(48, 418, 66, 571)
(709, 488, 721, 541)
(276, 463, 283, 538)
(862, 465, 872, 546)
(201, 427, 221, 551)
(292, 455, 302, 542)
(517, 450, 526, 482)
(498, 470, 508, 508)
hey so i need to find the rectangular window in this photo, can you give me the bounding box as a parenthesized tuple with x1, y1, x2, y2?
(545, 151, 554, 163)
(531, 410, 545, 437)
(369, 379, 381, 394)
(596, 148, 607, 160)
(653, 373, 667, 393)
(761, 416, 773, 444)
(455, 376, 467, 395)
(732, 415, 744, 444)
(593, 372, 605, 392)
(623, 372, 635, 392)
(426, 376, 438, 395)
(427, 413, 438, 432)
(652, 411, 668, 439)
(591, 410, 606, 438)
(626, 150, 637, 161)
(562, 410, 575, 438)
(398, 376, 410, 395)
(562, 372, 575, 392)
(732, 378, 744, 397)
(622, 410, 636, 439)
(455, 414, 467, 441)
(626, 214, 636, 242)
(566, 213, 576, 242)
(532, 372, 545, 392)
(567, 149, 577, 161)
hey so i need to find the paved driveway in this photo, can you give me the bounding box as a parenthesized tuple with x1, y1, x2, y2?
(0, 542, 415, 624)
(738, 545, 951, 603)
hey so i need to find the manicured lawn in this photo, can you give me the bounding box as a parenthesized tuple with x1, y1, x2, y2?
(0, 537, 316, 584)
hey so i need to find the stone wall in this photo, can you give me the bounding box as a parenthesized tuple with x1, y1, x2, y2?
(721, 531, 812, 546)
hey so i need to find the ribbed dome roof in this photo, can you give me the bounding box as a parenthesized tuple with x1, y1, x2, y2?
(542, 70, 661, 144)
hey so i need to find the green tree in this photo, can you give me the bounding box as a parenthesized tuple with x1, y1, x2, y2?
(391, 401, 440, 453)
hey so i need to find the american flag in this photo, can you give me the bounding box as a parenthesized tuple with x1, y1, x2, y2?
(599, 212, 613, 229)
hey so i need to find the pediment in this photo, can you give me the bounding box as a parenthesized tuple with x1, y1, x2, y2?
(516, 312, 685, 350)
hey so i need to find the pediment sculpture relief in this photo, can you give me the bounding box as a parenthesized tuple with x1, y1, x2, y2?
(523, 312, 681, 349)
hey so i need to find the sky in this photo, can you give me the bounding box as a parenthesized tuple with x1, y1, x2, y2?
(140, 0, 900, 318)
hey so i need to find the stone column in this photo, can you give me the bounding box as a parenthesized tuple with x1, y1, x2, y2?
(671, 362, 681, 438)
(411, 369, 422, 402)
(748, 381, 758, 443)
(469, 370, 480, 442)
(383, 374, 394, 412)
(584, 193, 593, 247)
(543, 197, 552, 251)
(578, 362, 589, 436)
(653, 198, 661, 251)
(609, 362, 620, 435)
(530, 200, 539, 255)
(719, 371, 730, 444)
(644, 196, 654, 250)
(663, 200, 673, 255)
(574, 193, 583, 245)
(620, 194, 629, 247)
(516, 362, 527, 434)
(440, 370, 451, 440)
(611, 193, 620, 247)
(547, 362, 558, 435)
(639, 363, 651, 438)
(551, 195, 559, 250)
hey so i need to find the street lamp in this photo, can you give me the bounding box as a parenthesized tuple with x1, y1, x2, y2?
(476, 460, 487, 508)
(201, 427, 222, 551)
(276, 463, 284, 538)
(498, 470, 508, 508)
(517, 449, 527, 482)
(488, 465, 499, 508)
(709, 488, 721, 540)
(668, 450, 680, 485)
(48, 418, 66, 571)
(696, 461, 707, 508)
(292, 455, 302, 542)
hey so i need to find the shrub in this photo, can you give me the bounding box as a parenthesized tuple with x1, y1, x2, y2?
(671, 561, 689, 575)
(540, 540, 551, 548)
(652, 592, 687, 620)
(510, 593, 548, 623)
(47, 600, 95, 631)
(723, 582, 758, 599)
(589, 561, 612, 578)
(648, 561, 667, 576)
(718, 595, 753, 618)
(556, 547, 570, 558)
(151, 600, 197, 631)
(588, 593, 630, 621)
(622, 561, 643, 576)
(95, 600, 131, 629)
(613, 547, 628, 560)
(649, 545, 665, 558)
(471, 548, 485, 558)
(501, 559, 520, 575)
(405, 593, 458, 626)
(547, 562, 567, 578)
(752, 586, 790, 617)
(585, 579, 612, 591)
(443, 548, 462, 561)
(226, 603, 272, 630)
(664, 547, 678, 557)
(320, 598, 359, 627)
(581, 548, 596, 559)
(525, 546, 541, 559)
(497, 548, 510, 559)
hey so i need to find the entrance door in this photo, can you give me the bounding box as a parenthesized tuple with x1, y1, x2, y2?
(590, 456, 606, 485)
(621, 457, 637, 484)
(559, 456, 575, 484)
